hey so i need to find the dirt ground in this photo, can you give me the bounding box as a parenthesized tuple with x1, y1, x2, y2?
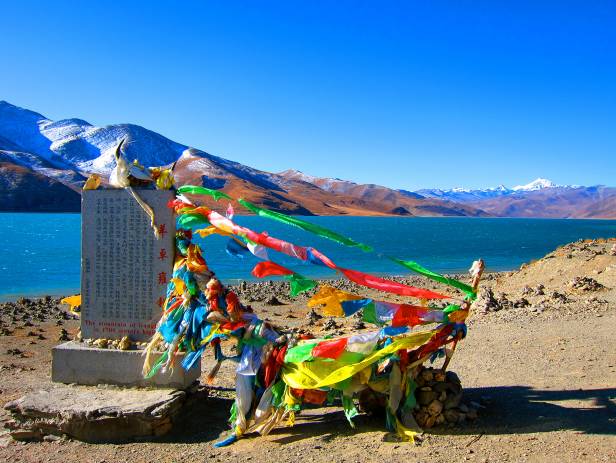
(1, 239, 615, 462)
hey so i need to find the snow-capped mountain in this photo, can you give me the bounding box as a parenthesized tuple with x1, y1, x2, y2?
(417, 178, 573, 202)
(512, 178, 562, 191)
(278, 170, 616, 218)
(0, 101, 614, 218)
(414, 178, 616, 218)
(0, 101, 186, 173)
(0, 101, 487, 216)
(416, 184, 512, 202)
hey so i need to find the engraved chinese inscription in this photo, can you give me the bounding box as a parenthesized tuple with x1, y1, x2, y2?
(81, 189, 175, 341)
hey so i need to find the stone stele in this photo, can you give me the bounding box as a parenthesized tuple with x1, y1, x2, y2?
(52, 189, 200, 388)
(80, 189, 175, 342)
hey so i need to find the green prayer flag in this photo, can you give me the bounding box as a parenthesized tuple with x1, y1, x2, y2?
(227, 402, 238, 425)
(401, 378, 418, 413)
(342, 395, 359, 427)
(145, 351, 169, 379)
(442, 304, 461, 323)
(361, 302, 383, 326)
(240, 335, 268, 347)
(177, 213, 209, 229)
(336, 351, 366, 364)
(284, 342, 317, 363)
(284, 273, 318, 297)
(270, 381, 286, 408)
(443, 304, 461, 314)
(177, 185, 232, 201)
(238, 198, 373, 252)
(389, 257, 475, 297)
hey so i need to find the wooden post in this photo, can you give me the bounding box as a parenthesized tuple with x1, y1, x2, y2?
(440, 259, 485, 372)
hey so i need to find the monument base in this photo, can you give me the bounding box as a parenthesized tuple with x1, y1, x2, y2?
(4, 383, 207, 442)
(52, 342, 200, 389)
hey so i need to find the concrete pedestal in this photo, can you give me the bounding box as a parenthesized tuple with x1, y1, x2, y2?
(52, 342, 200, 389)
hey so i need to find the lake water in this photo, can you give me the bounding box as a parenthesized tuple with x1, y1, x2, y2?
(0, 213, 614, 300)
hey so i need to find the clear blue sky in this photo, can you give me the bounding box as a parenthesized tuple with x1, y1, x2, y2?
(1, 1, 615, 189)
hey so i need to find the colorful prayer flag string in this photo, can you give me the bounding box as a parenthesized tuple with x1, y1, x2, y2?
(143, 189, 485, 448)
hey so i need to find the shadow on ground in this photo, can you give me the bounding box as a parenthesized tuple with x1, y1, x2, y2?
(458, 385, 616, 436)
(158, 385, 616, 445)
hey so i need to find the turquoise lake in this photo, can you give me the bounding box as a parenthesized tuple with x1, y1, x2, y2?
(0, 213, 614, 300)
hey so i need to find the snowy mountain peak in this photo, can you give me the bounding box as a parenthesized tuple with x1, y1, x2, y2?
(278, 169, 316, 183)
(512, 178, 559, 191)
(0, 101, 187, 173)
(416, 178, 576, 203)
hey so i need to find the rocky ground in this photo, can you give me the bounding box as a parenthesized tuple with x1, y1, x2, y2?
(0, 239, 615, 462)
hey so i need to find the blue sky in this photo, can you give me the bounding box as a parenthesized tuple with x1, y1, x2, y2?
(1, 1, 615, 189)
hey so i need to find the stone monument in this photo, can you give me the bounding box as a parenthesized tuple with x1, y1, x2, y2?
(52, 189, 200, 388)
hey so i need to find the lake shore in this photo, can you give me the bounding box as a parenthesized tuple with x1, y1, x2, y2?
(1, 238, 615, 462)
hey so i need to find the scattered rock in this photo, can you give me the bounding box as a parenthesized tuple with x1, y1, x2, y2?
(551, 291, 569, 303)
(6, 348, 25, 357)
(58, 329, 70, 341)
(427, 399, 443, 416)
(443, 390, 463, 410)
(416, 388, 437, 406)
(265, 296, 284, 306)
(569, 276, 604, 292)
(352, 320, 365, 330)
(118, 336, 131, 351)
(474, 288, 513, 312)
(322, 319, 340, 331)
(306, 309, 322, 326)
(444, 408, 460, 423)
(534, 284, 545, 296)
(93, 338, 108, 348)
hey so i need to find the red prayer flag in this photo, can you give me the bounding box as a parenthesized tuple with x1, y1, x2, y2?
(391, 304, 428, 327)
(339, 267, 449, 299)
(251, 261, 294, 278)
(311, 337, 348, 359)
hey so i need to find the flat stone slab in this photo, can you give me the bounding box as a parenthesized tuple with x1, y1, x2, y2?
(52, 342, 200, 388)
(4, 384, 204, 442)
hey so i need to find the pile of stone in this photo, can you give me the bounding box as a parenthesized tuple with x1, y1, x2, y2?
(550, 290, 569, 303)
(569, 276, 604, 292)
(522, 284, 545, 296)
(306, 308, 322, 325)
(474, 287, 514, 313)
(77, 335, 147, 350)
(322, 318, 341, 331)
(0, 296, 74, 332)
(412, 366, 479, 428)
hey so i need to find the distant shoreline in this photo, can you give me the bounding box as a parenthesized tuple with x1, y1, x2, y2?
(0, 271, 504, 303)
(1, 211, 616, 220)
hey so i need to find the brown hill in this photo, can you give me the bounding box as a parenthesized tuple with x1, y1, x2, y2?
(174, 151, 489, 216)
(0, 161, 80, 212)
(471, 186, 616, 219)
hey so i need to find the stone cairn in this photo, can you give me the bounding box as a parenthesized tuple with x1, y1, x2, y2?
(359, 364, 481, 431)
(412, 365, 479, 428)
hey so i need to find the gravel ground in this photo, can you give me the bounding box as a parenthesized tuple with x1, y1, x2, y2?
(1, 239, 615, 462)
